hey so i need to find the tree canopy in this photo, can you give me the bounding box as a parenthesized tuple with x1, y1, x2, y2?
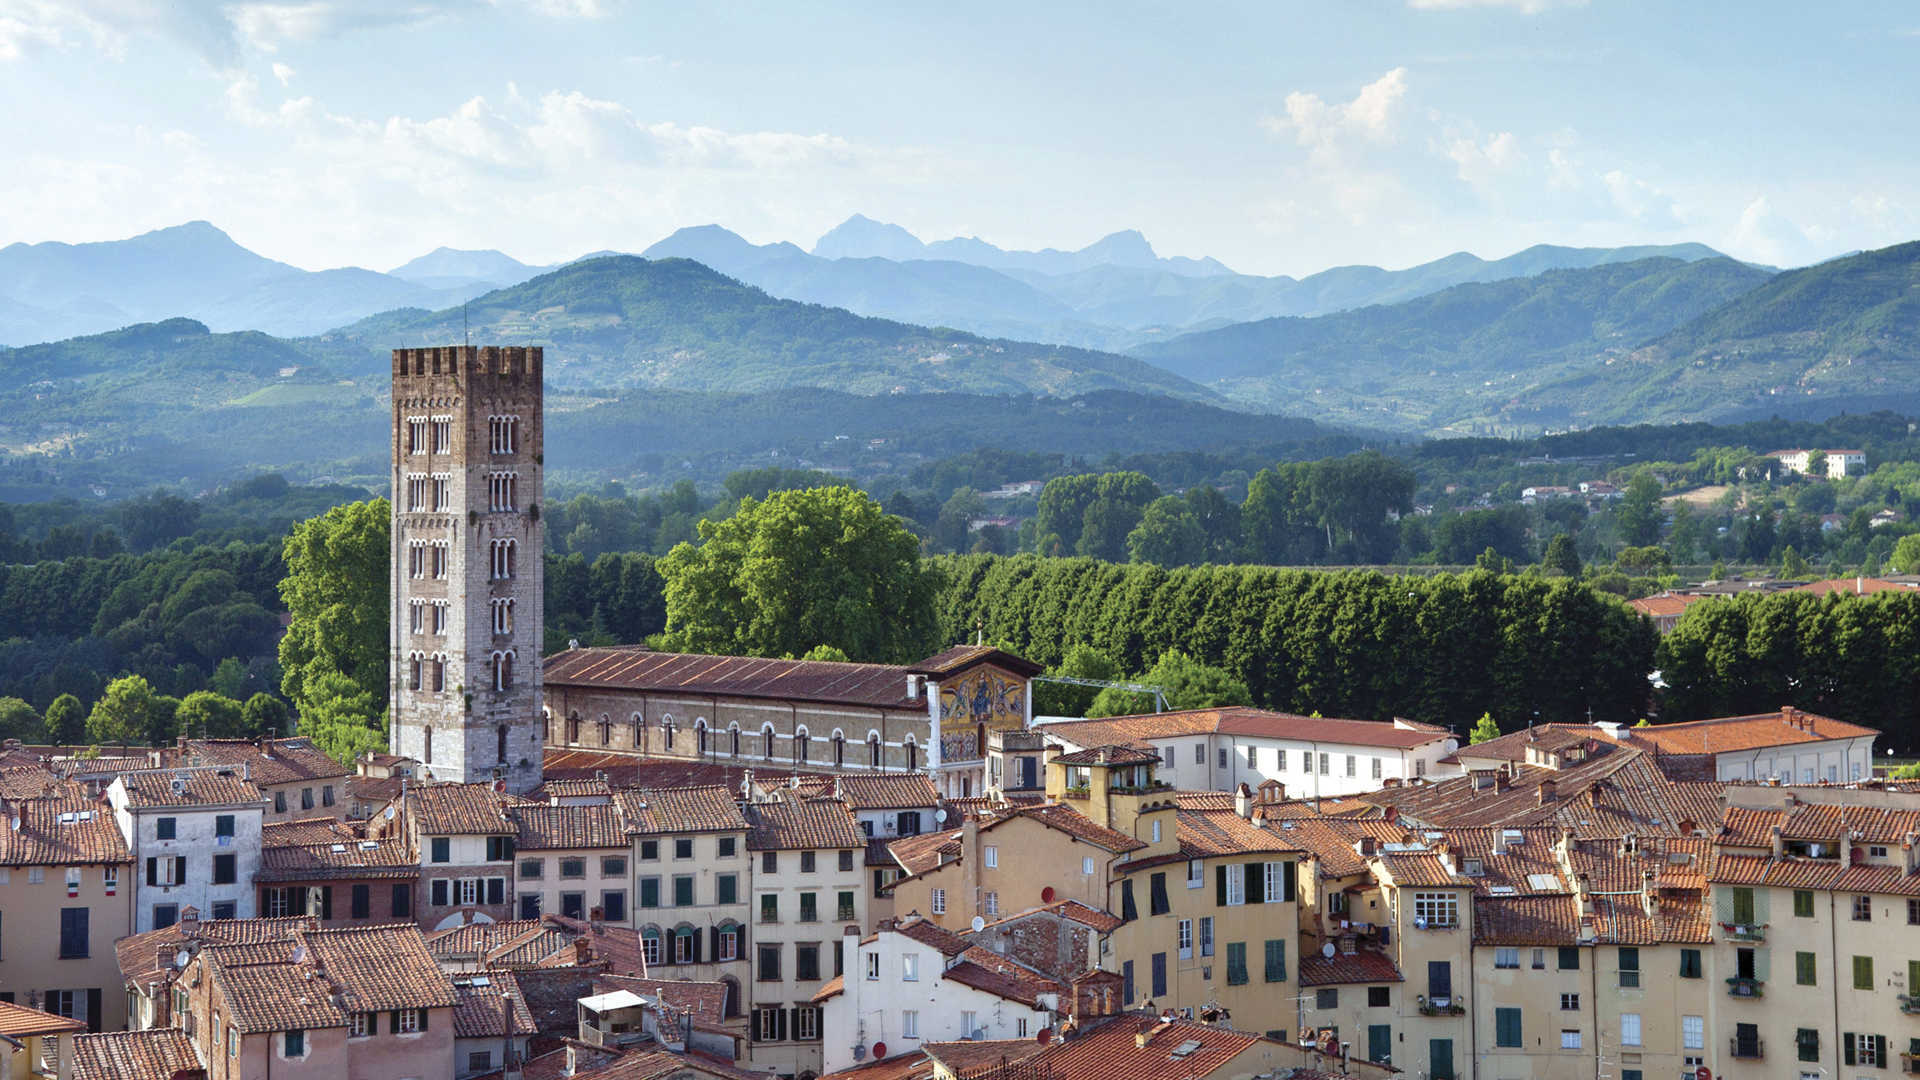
(278, 499, 389, 715)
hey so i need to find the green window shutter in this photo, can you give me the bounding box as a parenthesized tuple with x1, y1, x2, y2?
(1245, 863, 1262, 904)
(388, 1010, 400, 1035)
(1754, 947, 1770, 983)
(417, 1008, 428, 1032)
(1264, 939, 1286, 983)
(1796, 951, 1815, 985)
(1911, 961, 1920, 994)
(1216, 865, 1228, 907)
(1283, 860, 1297, 902)
(1855, 955, 1874, 990)
(1731, 887, 1754, 925)
(1226, 942, 1247, 985)
(1844, 1032, 1856, 1066)
(1794, 890, 1814, 918)
(1875, 1035, 1887, 1066)
(1495, 1008, 1521, 1048)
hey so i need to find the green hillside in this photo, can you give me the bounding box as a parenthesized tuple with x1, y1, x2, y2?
(319, 255, 1210, 400)
(1511, 241, 1920, 427)
(1133, 256, 1773, 432)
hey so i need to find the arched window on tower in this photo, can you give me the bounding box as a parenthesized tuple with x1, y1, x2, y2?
(696, 720, 709, 755)
(598, 713, 611, 746)
(905, 737, 918, 772)
(492, 651, 515, 692)
(730, 726, 741, 757)
(661, 715, 675, 750)
(869, 733, 881, 769)
(567, 713, 582, 743)
(794, 727, 810, 765)
(761, 724, 776, 759)
(833, 731, 845, 767)
(423, 725, 433, 764)
(632, 713, 645, 749)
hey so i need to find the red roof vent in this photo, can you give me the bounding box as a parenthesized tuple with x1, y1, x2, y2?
(1037, 1027, 1053, 1044)
(1041, 886, 1056, 903)
(872, 1042, 887, 1059)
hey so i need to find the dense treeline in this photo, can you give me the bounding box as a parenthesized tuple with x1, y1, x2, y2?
(929, 554, 1656, 733)
(1659, 591, 1920, 749)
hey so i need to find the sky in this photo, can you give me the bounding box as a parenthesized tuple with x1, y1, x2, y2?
(1, 1, 1916, 277)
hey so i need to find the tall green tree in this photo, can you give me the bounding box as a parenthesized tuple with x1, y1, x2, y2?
(1616, 473, 1665, 547)
(279, 500, 390, 715)
(658, 486, 939, 663)
(0, 697, 40, 742)
(87, 675, 156, 746)
(242, 692, 293, 738)
(1127, 496, 1206, 567)
(1469, 712, 1502, 744)
(1088, 648, 1252, 717)
(297, 671, 387, 765)
(1541, 534, 1582, 577)
(43, 693, 85, 745)
(176, 690, 246, 739)
(1034, 644, 1121, 717)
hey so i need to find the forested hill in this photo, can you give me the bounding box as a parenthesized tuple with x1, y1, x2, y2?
(318, 256, 1213, 400)
(1131, 256, 1774, 432)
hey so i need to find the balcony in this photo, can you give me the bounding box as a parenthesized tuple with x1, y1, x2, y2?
(1418, 996, 1466, 1017)
(1902, 994, 1920, 1017)
(1725, 976, 1764, 999)
(1721, 922, 1766, 942)
(1728, 1036, 1764, 1060)
(1902, 1052, 1920, 1075)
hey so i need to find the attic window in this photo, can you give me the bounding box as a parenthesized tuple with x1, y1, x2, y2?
(1423, 831, 1444, 842)
(1527, 874, 1560, 891)
(1502, 830, 1524, 845)
(1463, 859, 1484, 876)
(1488, 885, 1517, 896)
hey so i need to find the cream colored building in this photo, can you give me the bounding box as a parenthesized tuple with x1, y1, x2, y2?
(0, 783, 135, 1032)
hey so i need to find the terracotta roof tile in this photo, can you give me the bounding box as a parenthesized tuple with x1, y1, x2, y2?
(541, 753, 828, 793)
(992, 803, 1145, 854)
(0, 788, 130, 866)
(1363, 746, 1724, 834)
(906, 645, 1042, 679)
(1171, 808, 1304, 859)
(452, 971, 539, 1038)
(978, 898, 1124, 934)
(408, 782, 528, 835)
(746, 792, 862, 851)
(513, 803, 629, 849)
(116, 916, 319, 988)
(298, 923, 459, 1011)
(115, 769, 265, 809)
(544, 647, 922, 709)
(0, 999, 88, 1036)
(212, 960, 351, 1032)
(256, 837, 417, 881)
(1043, 708, 1452, 751)
(71, 1028, 201, 1080)
(887, 829, 962, 876)
(891, 915, 973, 958)
(1051, 744, 1160, 767)
(427, 919, 550, 960)
(817, 1050, 936, 1080)
(921, 1039, 1047, 1074)
(1379, 851, 1473, 887)
(181, 738, 347, 786)
(261, 817, 361, 847)
(1627, 708, 1878, 755)
(591, 975, 731, 1027)
(1473, 895, 1584, 945)
(539, 776, 614, 799)
(1029, 1014, 1267, 1080)
(615, 786, 748, 835)
(829, 774, 941, 810)
(1298, 948, 1403, 986)
(0, 764, 63, 799)
(943, 947, 1063, 1006)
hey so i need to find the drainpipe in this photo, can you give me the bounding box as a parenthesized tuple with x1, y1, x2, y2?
(1829, 890, 1842, 1077)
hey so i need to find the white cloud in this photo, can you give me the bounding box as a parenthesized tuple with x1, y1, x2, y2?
(1408, 0, 1588, 13)
(1446, 130, 1522, 192)
(1265, 67, 1409, 162)
(1601, 168, 1681, 228)
(271, 60, 294, 84)
(1726, 196, 1820, 267)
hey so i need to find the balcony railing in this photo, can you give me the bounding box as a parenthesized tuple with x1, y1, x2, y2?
(1729, 1036, 1764, 1060)
(1721, 922, 1767, 942)
(1726, 976, 1764, 999)
(1418, 996, 1466, 1017)
(1901, 1051, 1920, 1075)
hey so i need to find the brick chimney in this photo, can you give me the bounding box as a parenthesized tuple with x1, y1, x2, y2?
(1537, 779, 1557, 806)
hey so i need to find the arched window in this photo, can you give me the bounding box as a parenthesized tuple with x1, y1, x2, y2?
(598, 713, 611, 746)
(730, 725, 741, 757)
(408, 653, 423, 691)
(492, 651, 515, 692)
(640, 926, 663, 967)
(869, 733, 882, 769)
(761, 724, 777, 759)
(661, 715, 675, 751)
(832, 730, 846, 767)
(431, 655, 446, 692)
(716, 922, 743, 963)
(696, 719, 709, 755)
(673, 925, 698, 964)
(795, 727, 810, 765)
(719, 974, 742, 1018)
(542, 707, 552, 742)
(631, 713, 645, 748)
(905, 737, 917, 772)
(490, 538, 518, 580)
(567, 713, 582, 743)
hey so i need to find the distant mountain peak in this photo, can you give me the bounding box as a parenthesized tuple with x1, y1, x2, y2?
(812, 215, 928, 261)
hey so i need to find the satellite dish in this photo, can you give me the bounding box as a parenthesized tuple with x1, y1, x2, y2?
(970, 915, 986, 932)
(1321, 942, 1337, 958)
(173, 949, 191, 969)
(970, 1028, 987, 1041)
(384, 806, 396, 820)
(934, 809, 948, 824)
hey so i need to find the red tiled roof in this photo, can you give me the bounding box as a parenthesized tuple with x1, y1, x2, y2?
(991, 803, 1145, 854)
(1171, 808, 1304, 859)
(1378, 851, 1472, 887)
(746, 792, 863, 851)
(615, 786, 748, 835)
(71, 1028, 201, 1080)
(452, 971, 539, 1038)
(0, 788, 130, 866)
(1051, 744, 1160, 767)
(943, 947, 1063, 1006)
(887, 829, 962, 876)
(1028, 1014, 1267, 1080)
(921, 1040, 1047, 1074)
(513, 803, 629, 849)
(1042, 708, 1452, 751)
(979, 898, 1124, 934)
(544, 648, 923, 710)
(181, 737, 348, 786)
(1473, 895, 1583, 945)
(591, 975, 732, 1027)
(906, 645, 1043, 679)
(299, 923, 460, 1011)
(115, 769, 265, 809)
(1793, 577, 1918, 596)
(831, 773, 941, 810)
(1627, 593, 1716, 618)
(408, 782, 527, 834)
(0, 999, 88, 1036)
(1298, 948, 1403, 986)
(1628, 709, 1877, 755)
(261, 817, 361, 846)
(256, 837, 417, 881)
(115, 916, 319, 988)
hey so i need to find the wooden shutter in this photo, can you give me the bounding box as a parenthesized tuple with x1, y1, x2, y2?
(691, 928, 703, 964)
(1216, 866, 1228, 907)
(86, 989, 102, 1033)
(389, 1010, 401, 1035)
(1844, 1032, 1856, 1066)
(750, 1010, 761, 1042)
(1875, 1035, 1887, 1066)
(418, 1008, 429, 1032)
(320, 886, 333, 920)
(1121, 880, 1136, 921)
(146, 858, 157, 886)
(1283, 861, 1297, 902)
(776, 1007, 788, 1042)
(1243, 863, 1261, 904)
(174, 856, 186, 884)
(710, 926, 721, 959)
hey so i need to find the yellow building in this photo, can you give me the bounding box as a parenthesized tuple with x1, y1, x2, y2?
(0, 782, 135, 1033)
(886, 802, 1144, 933)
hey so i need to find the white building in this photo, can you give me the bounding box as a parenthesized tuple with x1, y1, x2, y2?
(743, 790, 866, 1078)
(1037, 708, 1460, 799)
(1455, 708, 1879, 786)
(107, 767, 266, 932)
(816, 914, 1060, 1076)
(1767, 447, 1868, 478)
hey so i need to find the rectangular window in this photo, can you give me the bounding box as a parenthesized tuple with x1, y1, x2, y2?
(1910, 898, 1920, 926)
(430, 838, 450, 864)
(1149, 872, 1169, 915)
(1226, 942, 1247, 985)
(1854, 895, 1873, 921)
(1560, 1030, 1581, 1051)
(1368, 985, 1390, 1007)
(1679, 948, 1702, 978)
(1682, 1014, 1703, 1050)
(58, 908, 88, 958)
(984, 890, 999, 916)
(1795, 889, 1815, 918)
(1178, 919, 1193, 959)
(1277, 749, 1287, 771)
(601, 890, 626, 922)
(156, 817, 176, 840)
(1411, 892, 1458, 928)
(762, 851, 778, 874)
(984, 845, 998, 869)
(1620, 1013, 1641, 1047)
(931, 888, 946, 915)
(1731, 886, 1755, 925)
(1495, 1007, 1522, 1048)
(760, 893, 779, 923)
(1495, 947, 1519, 969)
(1199, 916, 1214, 957)
(1195, 743, 1205, 764)
(757, 944, 781, 981)
(1557, 946, 1579, 970)
(1559, 993, 1579, 1011)
(902, 1010, 919, 1039)
(799, 892, 818, 923)
(1854, 955, 1873, 989)
(213, 854, 236, 885)
(1225, 867, 1245, 906)
(717, 873, 738, 906)
(350, 884, 370, 919)
(796, 943, 820, 982)
(673, 876, 693, 907)
(1797, 950, 1817, 985)
(1618, 946, 1640, 988)
(1798, 1027, 1820, 1063)
(1372, 757, 1382, 779)
(1264, 938, 1287, 983)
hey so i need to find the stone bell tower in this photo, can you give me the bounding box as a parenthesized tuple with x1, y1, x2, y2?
(389, 345, 544, 793)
